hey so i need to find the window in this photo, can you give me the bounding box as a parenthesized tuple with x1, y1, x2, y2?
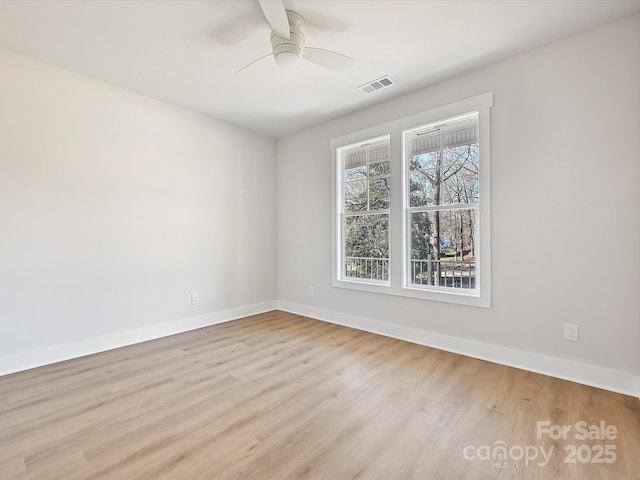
(331, 93, 492, 307)
(405, 113, 479, 292)
(338, 137, 390, 284)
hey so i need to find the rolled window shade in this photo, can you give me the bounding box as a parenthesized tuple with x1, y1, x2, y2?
(344, 150, 367, 170)
(409, 116, 478, 157)
(368, 143, 389, 164)
(344, 140, 389, 170)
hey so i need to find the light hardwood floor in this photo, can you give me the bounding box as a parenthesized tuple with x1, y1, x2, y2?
(0, 311, 638, 479)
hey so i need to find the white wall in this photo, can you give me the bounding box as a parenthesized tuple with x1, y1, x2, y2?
(0, 49, 277, 370)
(277, 15, 640, 395)
(1, 15, 638, 395)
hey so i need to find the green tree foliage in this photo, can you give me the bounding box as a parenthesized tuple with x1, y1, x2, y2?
(409, 145, 478, 261)
(410, 212, 433, 261)
(345, 215, 389, 259)
(344, 159, 390, 260)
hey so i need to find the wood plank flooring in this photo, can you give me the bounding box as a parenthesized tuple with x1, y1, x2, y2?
(0, 310, 638, 479)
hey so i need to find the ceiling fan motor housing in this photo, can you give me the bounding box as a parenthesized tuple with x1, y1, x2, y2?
(270, 10, 304, 69)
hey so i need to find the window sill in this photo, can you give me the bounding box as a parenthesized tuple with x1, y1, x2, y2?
(333, 278, 490, 308)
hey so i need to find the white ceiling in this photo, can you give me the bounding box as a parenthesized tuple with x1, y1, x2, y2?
(0, 0, 638, 138)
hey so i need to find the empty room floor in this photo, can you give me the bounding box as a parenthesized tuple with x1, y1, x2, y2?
(1, 311, 639, 479)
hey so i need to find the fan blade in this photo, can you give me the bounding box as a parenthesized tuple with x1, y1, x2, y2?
(236, 53, 274, 76)
(302, 47, 355, 71)
(258, 0, 290, 40)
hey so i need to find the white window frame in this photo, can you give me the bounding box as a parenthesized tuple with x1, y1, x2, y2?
(337, 135, 391, 286)
(403, 112, 481, 296)
(331, 92, 492, 308)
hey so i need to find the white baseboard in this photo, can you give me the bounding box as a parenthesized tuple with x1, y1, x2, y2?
(4, 300, 638, 398)
(277, 300, 640, 398)
(0, 301, 277, 377)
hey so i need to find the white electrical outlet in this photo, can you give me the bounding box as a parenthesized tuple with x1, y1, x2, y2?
(563, 324, 579, 342)
(191, 293, 199, 305)
(308, 286, 314, 296)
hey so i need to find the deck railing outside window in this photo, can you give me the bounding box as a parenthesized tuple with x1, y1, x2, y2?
(345, 257, 389, 281)
(345, 256, 475, 288)
(411, 256, 475, 289)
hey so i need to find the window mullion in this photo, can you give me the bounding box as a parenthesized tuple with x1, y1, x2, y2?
(408, 203, 476, 213)
(344, 209, 389, 217)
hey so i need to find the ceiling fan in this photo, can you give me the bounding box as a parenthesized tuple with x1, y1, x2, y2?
(236, 0, 355, 75)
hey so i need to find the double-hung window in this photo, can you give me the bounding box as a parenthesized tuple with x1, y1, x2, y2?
(405, 112, 479, 291)
(339, 137, 390, 284)
(331, 93, 492, 307)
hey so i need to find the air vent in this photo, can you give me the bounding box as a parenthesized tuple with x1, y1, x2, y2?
(358, 75, 396, 94)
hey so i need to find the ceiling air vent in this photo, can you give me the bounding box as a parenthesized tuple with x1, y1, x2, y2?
(358, 76, 395, 94)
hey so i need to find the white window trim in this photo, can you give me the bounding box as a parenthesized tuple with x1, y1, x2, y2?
(331, 92, 493, 308)
(337, 135, 391, 286)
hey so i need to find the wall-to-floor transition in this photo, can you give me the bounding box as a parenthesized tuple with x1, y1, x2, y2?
(0, 15, 638, 397)
(276, 14, 640, 396)
(0, 49, 278, 374)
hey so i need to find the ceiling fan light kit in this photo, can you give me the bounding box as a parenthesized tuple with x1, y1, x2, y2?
(270, 11, 304, 69)
(237, 0, 355, 75)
